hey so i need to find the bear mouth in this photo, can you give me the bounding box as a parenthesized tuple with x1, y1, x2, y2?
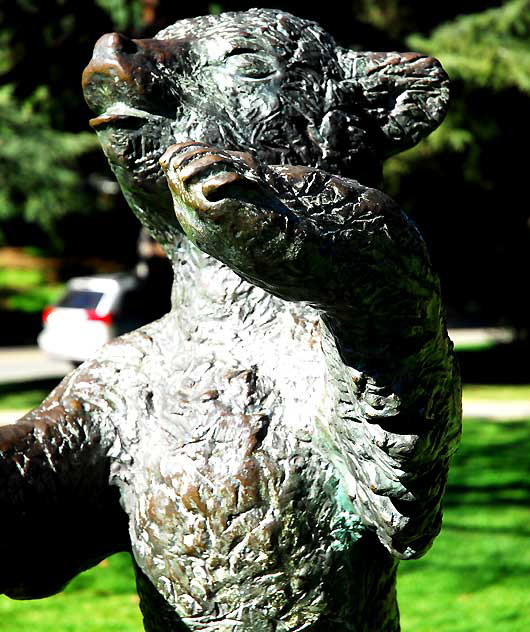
(90, 104, 162, 130)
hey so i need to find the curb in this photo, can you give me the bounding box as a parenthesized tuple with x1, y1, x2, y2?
(0, 410, 26, 427)
(463, 400, 530, 421)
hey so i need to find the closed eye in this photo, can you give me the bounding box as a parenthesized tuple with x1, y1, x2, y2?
(222, 49, 278, 80)
(225, 47, 260, 57)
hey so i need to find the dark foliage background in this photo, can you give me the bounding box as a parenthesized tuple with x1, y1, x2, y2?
(1, 0, 529, 331)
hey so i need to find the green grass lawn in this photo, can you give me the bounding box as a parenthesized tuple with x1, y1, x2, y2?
(399, 419, 530, 631)
(463, 384, 530, 401)
(0, 554, 143, 631)
(1, 418, 529, 630)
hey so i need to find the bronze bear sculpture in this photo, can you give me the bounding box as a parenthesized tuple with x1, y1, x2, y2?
(0, 9, 461, 632)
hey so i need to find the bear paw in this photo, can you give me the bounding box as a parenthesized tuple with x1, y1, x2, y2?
(160, 142, 264, 213)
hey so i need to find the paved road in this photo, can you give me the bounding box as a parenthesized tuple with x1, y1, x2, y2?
(0, 346, 71, 384)
(449, 326, 515, 350)
(0, 347, 71, 426)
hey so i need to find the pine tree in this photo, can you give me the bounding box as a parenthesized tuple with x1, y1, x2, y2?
(382, 0, 530, 332)
(0, 0, 144, 245)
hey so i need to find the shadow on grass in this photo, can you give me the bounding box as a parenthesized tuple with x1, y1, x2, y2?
(444, 421, 530, 508)
(399, 419, 530, 603)
(456, 341, 530, 384)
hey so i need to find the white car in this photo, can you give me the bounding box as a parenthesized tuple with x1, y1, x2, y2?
(38, 273, 166, 364)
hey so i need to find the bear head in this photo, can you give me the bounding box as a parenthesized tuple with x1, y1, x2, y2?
(82, 9, 449, 253)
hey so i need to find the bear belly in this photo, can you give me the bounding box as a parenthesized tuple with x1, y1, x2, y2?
(129, 424, 346, 631)
(109, 301, 366, 630)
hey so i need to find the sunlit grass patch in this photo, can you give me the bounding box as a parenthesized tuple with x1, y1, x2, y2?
(399, 419, 530, 631)
(0, 554, 143, 632)
(463, 384, 530, 401)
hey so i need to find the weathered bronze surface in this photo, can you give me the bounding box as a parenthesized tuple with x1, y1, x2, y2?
(1, 9, 461, 631)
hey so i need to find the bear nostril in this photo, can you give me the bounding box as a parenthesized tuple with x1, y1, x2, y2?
(92, 32, 139, 60)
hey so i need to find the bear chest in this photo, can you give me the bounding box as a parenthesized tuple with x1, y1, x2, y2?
(117, 331, 346, 628)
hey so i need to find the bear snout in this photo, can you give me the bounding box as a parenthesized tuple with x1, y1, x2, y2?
(82, 33, 188, 117)
(82, 33, 144, 113)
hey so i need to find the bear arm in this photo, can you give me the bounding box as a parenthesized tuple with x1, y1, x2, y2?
(166, 154, 439, 318)
(163, 152, 462, 560)
(264, 165, 462, 559)
(322, 314, 462, 560)
(247, 165, 434, 313)
(0, 373, 129, 599)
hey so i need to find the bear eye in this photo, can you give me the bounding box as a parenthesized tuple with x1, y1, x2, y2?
(224, 49, 277, 80)
(226, 48, 258, 57)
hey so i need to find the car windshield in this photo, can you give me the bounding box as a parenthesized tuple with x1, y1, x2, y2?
(57, 290, 104, 309)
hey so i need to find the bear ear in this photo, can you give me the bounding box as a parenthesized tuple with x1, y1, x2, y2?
(337, 49, 450, 158)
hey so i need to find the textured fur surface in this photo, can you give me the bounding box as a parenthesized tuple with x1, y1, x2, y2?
(1, 10, 460, 632)
(83, 8, 449, 249)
